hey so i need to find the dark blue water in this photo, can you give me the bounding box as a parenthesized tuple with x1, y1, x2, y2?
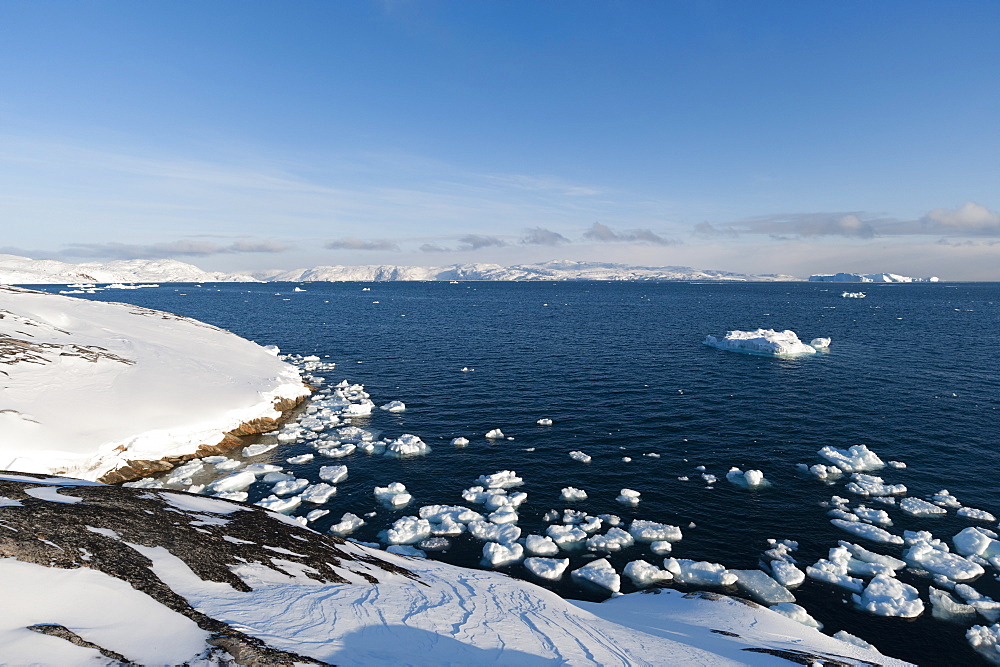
(43, 281, 1000, 665)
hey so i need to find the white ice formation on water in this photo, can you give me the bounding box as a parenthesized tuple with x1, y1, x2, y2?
(725, 467, 770, 489)
(818, 445, 885, 473)
(703, 329, 829, 356)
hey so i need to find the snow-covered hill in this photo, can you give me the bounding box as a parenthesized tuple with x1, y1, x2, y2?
(0, 286, 309, 481)
(0, 471, 909, 666)
(0, 254, 797, 284)
(266, 260, 797, 282)
(0, 254, 257, 284)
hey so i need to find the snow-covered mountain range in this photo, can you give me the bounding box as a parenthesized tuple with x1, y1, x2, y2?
(1, 254, 797, 283)
(809, 272, 940, 283)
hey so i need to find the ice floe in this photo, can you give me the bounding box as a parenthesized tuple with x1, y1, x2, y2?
(818, 444, 884, 473)
(525, 557, 570, 581)
(703, 329, 829, 356)
(616, 489, 641, 506)
(374, 482, 412, 508)
(623, 560, 672, 587)
(725, 467, 770, 489)
(571, 558, 621, 593)
(664, 559, 737, 587)
(900, 497, 948, 517)
(852, 574, 924, 618)
(560, 487, 588, 502)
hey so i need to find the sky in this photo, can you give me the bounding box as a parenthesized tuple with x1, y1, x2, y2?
(1, 1, 998, 279)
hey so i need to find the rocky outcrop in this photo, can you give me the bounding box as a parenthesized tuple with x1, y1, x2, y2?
(0, 471, 415, 664)
(97, 390, 311, 485)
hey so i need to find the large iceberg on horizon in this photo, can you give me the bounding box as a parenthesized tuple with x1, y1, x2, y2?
(703, 329, 829, 357)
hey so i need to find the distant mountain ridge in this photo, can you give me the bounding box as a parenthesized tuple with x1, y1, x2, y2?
(0, 254, 799, 283)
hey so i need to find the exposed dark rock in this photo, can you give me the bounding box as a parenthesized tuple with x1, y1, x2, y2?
(28, 624, 135, 664)
(0, 471, 418, 664)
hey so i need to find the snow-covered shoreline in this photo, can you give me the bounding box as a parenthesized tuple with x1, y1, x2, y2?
(0, 286, 309, 481)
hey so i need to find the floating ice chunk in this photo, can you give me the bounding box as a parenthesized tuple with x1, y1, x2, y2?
(828, 508, 859, 522)
(833, 631, 876, 651)
(624, 560, 672, 587)
(703, 329, 825, 356)
(958, 507, 997, 522)
(318, 442, 357, 458)
(561, 487, 588, 502)
(838, 541, 906, 571)
(386, 544, 426, 558)
(285, 454, 314, 465)
(701, 473, 717, 484)
(769, 603, 822, 629)
(830, 519, 904, 545)
(384, 433, 430, 458)
(213, 491, 248, 502)
(616, 489, 641, 506)
(255, 495, 302, 514)
(954, 527, 1000, 560)
(318, 465, 348, 484)
(854, 505, 892, 526)
(211, 458, 243, 472)
(956, 585, 1000, 623)
(852, 573, 924, 618)
(725, 467, 770, 489)
(900, 497, 948, 517)
(329, 512, 365, 536)
(731, 569, 795, 605)
(488, 505, 519, 525)
(485, 429, 505, 439)
(262, 471, 294, 484)
(482, 541, 524, 567)
(305, 509, 329, 523)
(524, 557, 569, 581)
(418, 537, 450, 552)
(272, 478, 309, 496)
(805, 463, 843, 482)
(810, 337, 831, 349)
(569, 450, 592, 463)
(208, 471, 257, 494)
(579, 516, 602, 534)
(451, 437, 469, 446)
(386, 516, 432, 545)
(769, 561, 806, 589)
(629, 520, 682, 543)
(562, 509, 588, 524)
(380, 400, 406, 412)
(536, 418, 553, 426)
(374, 483, 412, 508)
(341, 401, 375, 417)
(586, 527, 635, 552)
(887, 460, 906, 469)
(664, 559, 737, 587)
(931, 489, 963, 508)
(571, 558, 620, 593)
(243, 443, 278, 457)
(477, 470, 524, 489)
(418, 505, 482, 524)
(516, 535, 557, 559)
(967, 624, 1000, 662)
(243, 463, 283, 475)
(845, 473, 907, 497)
(806, 551, 866, 593)
(818, 444, 884, 473)
(931, 587, 978, 623)
(905, 542, 984, 581)
(467, 521, 520, 543)
(650, 541, 673, 556)
(546, 524, 588, 546)
(598, 514, 622, 527)
(336, 426, 378, 442)
(300, 483, 337, 504)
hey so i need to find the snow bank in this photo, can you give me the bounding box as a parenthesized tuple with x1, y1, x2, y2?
(0, 287, 308, 480)
(703, 329, 828, 356)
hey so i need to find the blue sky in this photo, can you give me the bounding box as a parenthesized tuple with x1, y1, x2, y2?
(1, 1, 998, 278)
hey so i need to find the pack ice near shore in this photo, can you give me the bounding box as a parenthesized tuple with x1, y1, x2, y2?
(704, 329, 830, 357)
(0, 472, 907, 666)
(0, 286, 309, 480)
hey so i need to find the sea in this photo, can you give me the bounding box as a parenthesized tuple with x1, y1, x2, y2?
(39, 280, 1000, 665)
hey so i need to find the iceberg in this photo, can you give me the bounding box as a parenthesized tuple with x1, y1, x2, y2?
(703, 329, 829, 357)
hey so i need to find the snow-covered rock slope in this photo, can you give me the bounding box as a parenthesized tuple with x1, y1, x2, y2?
(0, 287, 308, 480)
(0, 472, 908, 666)
(0, 254, 257, 284)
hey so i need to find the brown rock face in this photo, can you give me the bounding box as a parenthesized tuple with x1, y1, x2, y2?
(97, 388, 310, 485)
